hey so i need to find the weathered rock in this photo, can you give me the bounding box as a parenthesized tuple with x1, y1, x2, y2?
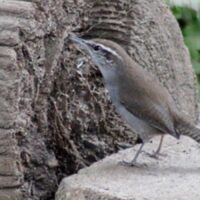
(84, 0, 199, 120)
(56, 135, 200, 200)
(0, 0, 199, 199)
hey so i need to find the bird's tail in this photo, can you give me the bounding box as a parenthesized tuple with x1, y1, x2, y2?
(175, 115, 200, 143)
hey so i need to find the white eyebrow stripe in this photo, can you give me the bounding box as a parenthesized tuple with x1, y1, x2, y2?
(97, 43, 122, 60)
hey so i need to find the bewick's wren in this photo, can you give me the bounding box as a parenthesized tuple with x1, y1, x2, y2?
(69, 33, 200, 165)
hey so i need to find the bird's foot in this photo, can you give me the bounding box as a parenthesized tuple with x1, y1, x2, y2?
(144, 151, 167, 160)
(119, 160, 147, 168)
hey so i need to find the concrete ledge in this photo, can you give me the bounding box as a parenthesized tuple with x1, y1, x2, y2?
(56, 135, 200, 200)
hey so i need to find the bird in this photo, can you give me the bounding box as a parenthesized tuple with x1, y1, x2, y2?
(68, 33, 200, 166)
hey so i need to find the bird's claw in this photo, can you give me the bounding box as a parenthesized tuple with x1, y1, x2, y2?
(119, 160, 147, 168)
(144, 151, 167, 160)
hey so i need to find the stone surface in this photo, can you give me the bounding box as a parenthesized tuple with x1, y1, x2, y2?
(0, 1, 36, 199)
(85, 0, 199, 121)
(56, 135, 200, 200)
(0, 0, 199, 199)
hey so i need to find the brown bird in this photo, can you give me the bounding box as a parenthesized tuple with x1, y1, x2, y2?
(69, 33, 200, 166)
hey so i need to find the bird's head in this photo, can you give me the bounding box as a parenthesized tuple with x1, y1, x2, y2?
(69, 34, 127, 77)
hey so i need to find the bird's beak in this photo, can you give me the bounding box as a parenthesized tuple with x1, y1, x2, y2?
(68, 33, 92, 53)
(69, 33, 85, 45)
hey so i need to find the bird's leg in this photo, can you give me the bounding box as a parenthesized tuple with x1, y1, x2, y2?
(146, 135, 166, 159)
(154, 135, 164, 155)
(120, 142, 145, 167)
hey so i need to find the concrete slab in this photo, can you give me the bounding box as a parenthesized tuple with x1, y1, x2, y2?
(56, 135, 200, 200)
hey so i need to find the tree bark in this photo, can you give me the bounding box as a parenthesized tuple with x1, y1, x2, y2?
(0, 0, 198, 199)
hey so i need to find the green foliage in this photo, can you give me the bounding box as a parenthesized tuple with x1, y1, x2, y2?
(170, 6, 200, 89)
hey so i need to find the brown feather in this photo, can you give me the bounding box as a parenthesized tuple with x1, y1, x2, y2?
(93, 39, 179, 138)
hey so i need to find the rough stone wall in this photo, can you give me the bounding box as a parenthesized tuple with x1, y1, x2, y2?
(0, 1, 37, 199)
(0, 0, 198, 199)
(83, 0, 198, 120)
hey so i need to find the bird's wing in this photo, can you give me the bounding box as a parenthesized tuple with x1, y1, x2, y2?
(118, 67, 176, 136)
(120, 95, 174, 134)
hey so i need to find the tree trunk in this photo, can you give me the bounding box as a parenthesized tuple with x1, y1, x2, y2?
(0, 0, 198, 199)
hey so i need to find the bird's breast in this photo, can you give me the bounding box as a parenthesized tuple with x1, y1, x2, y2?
(116, 103, 160, 141)
(104, 81, 160, 141)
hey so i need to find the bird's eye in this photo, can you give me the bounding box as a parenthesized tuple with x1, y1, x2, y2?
(93, 45, 101, 51)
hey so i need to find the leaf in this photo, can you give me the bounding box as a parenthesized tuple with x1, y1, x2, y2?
(192, 61, 200, 74)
